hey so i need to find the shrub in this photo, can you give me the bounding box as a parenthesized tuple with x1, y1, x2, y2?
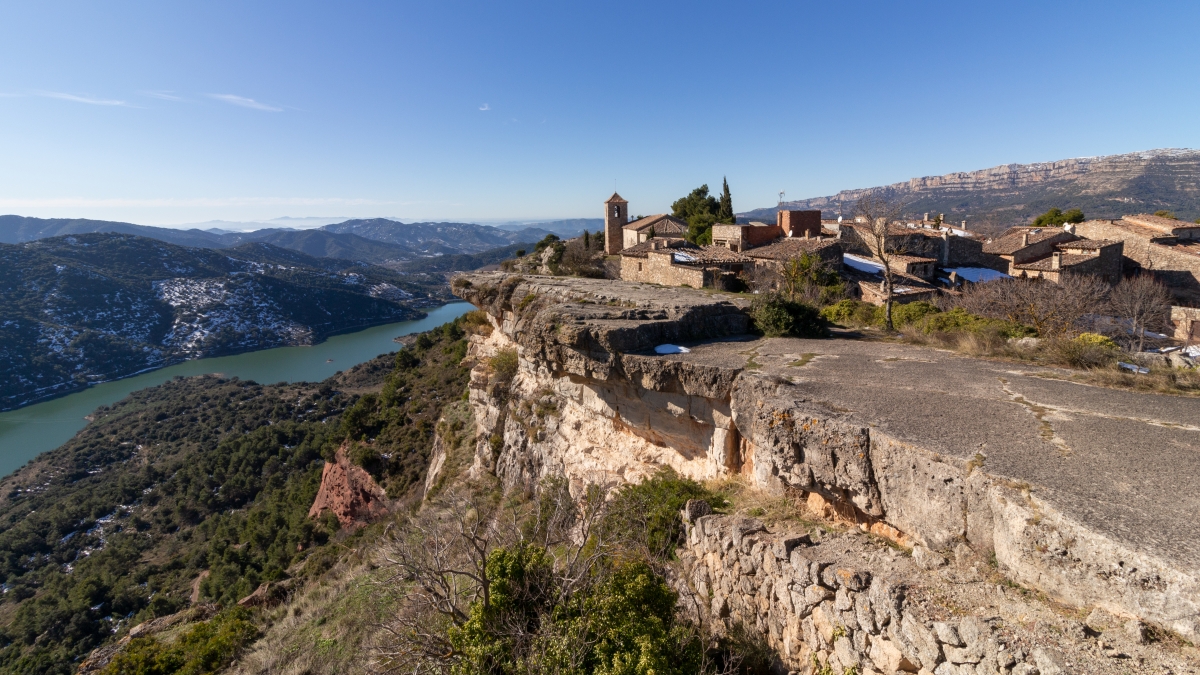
(820, 299, 878, 327)
(100, 607, 258, 675)
(1073, 332, 1120, 350)
(918, 307, 1035, 339)
(489, 349, 519, 389)
(749, 293, 829, 338)
(602, 468, 727, 559)
(890, 301, 939, 328)
(1051, 332, 1121, 369)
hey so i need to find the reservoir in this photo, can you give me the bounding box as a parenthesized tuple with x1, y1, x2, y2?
(0, 302, 473, 478)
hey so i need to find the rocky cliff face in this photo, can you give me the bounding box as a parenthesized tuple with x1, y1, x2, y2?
(451, 273, 1200, 657)
(741, 148, 1200, 223)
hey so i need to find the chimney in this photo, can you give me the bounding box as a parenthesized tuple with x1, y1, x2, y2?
(1021, 232, 1030, 247)
(961, 220, 967, 229)
(1051, 251, 1062, 270)
(923, 212, 929, 222)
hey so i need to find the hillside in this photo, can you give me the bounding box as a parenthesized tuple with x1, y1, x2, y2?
(0, 322, 471, 674)
(0, 233, 432, 411)
(322, 218, 552, 253)
(741, 148, 1200, 226)
(0, 215, 554, 258)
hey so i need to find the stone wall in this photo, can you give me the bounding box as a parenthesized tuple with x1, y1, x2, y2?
(620, 250, 710, 288)
(779, 210, 822, 238)
(676, 509, 1051, 675)
(1075, 219, 1200, 303)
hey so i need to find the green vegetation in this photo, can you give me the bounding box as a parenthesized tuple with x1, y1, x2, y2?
(378, 470, 726, 675)
(1031, 207, 1084, 227)
(1153, 210, 1177, 220)
(821, 300, 1035, 339)
(749, 294, 830, 339)
(99, 607, 258, 675)
(673, 182, 735, 245)
(0, 316, 473, 673)
(602, 469, 728, 559)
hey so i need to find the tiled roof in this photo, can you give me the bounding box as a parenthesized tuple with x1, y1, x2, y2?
(982, 227, 1075, 255)
(742, 238, 840, 260)
(605, 192, 628, 204)
(890, 254, 938, 263)
(1056, 239, 1118, 251)
(618, 237, 696, 258)
(1013, 254, 1095, 271)
(689, 246, 752, 264)
(624, 214, 689, 234)
(1122, 213, 1200, 233)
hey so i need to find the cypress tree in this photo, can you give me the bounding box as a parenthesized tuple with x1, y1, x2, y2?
(583, 230, 590, 249)
(717, 177, 735, 224)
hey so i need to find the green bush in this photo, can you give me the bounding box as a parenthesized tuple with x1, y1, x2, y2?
(489, 349, 519, 386)
(1052, 332, 1121, 369)
(749, 294, 829, 338)
(918, 307, 1035, 339)
(100, 607, 259, 675)
(1073, 332, 1119, 350)
(890, 301, 940, 328)
(602, 469, 727, 559)
(820, 299, 878, 327)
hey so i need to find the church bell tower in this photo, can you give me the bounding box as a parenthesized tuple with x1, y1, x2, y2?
(604, 193, 628, 254)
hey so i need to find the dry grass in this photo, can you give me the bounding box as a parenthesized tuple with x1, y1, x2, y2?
(705, 475, 824, 531)
(227, 539, 404, 675)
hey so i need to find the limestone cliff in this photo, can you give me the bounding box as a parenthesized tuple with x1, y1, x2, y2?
(452, 272, 1200, 650)
(740, 148, 1200, 222)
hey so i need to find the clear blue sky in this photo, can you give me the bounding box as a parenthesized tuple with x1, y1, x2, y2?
(1, 1, 1197, 226)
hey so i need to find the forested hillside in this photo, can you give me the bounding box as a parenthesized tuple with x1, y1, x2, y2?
(0, 233, 433, 411)
(0, 320, 471, 674)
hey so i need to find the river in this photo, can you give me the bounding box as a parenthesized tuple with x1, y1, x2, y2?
(0, 302, 473, 478)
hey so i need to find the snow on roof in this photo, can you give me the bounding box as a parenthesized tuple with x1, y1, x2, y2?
(673, 252, 697, 263)
(944, 267, 1010, 283)
(843, 253, 884, 274)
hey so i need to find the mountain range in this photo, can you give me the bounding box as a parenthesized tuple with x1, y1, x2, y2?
(0, 216, 562, 259)
(0, 233, 433, 411)
(740, 148, 1200, 227)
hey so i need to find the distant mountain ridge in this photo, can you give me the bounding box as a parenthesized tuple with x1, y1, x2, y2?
(0, 215, 555, 258)
(740, 148, 1200, 225)
(0, 233, 430, 411)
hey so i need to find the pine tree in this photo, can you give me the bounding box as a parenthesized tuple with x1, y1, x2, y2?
(717, 177, 735, 224)
(583, 230, 590, 249)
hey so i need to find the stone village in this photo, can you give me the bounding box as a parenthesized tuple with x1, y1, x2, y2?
(600, 193, 1200, 343)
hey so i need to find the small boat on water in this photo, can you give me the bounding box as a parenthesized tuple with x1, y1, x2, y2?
(326, 358, 334, 363)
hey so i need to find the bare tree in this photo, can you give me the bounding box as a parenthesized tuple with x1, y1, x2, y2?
(1109, 274, 1173, 352)
(957, 275, 1110, 338)
(853, 194, 906, 330)
(370, 480, 613, 675)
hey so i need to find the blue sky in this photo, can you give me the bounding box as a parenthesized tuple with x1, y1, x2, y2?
(1, 1, 1197, 226)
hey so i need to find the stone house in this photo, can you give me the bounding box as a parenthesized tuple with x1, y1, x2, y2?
(1010, 239, 1124, 283)
(1075, 216, 1200, 304)
(838, 221, 994, 270)
(741, 238, 844, 269)
(711, 222, 783, 252)
(618, 238, 748, 289)
(776, 209, 822, 238)
(981, 226, 1080, 272)
(1172, 306, 1200, 344)
(621, 214, 690, 248)
(888, 255, 939, 280)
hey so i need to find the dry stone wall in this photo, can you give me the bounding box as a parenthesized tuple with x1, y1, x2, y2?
(677, 508, 1055, 675)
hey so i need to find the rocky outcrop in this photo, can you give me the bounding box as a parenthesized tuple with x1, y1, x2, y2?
(308, 444, 390, 528)
(453, 272, 1200, 645)
(740, 148, 1200, 222)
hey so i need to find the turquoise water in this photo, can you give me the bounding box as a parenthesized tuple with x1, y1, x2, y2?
(0, 302, 473, 478)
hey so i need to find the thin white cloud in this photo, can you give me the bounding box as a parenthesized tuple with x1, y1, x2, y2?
(479, 103, 490, 111)
(207, 94, 282, 112)
(0, 197, 396, 208)
(141, 90, 183, 101)
(36, 91, 130, 106)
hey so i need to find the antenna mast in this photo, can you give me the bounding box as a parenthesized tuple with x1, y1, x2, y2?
(778, 191, 786, 206)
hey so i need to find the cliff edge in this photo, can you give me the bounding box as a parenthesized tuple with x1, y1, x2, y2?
(451, 272, 1200, 648)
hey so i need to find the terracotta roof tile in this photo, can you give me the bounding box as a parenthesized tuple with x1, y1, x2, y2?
(742, 238, 841, 260)
(618, 237, 697, 258)
(624, 214, 689, 234)
(982, 227, 1076, 255)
